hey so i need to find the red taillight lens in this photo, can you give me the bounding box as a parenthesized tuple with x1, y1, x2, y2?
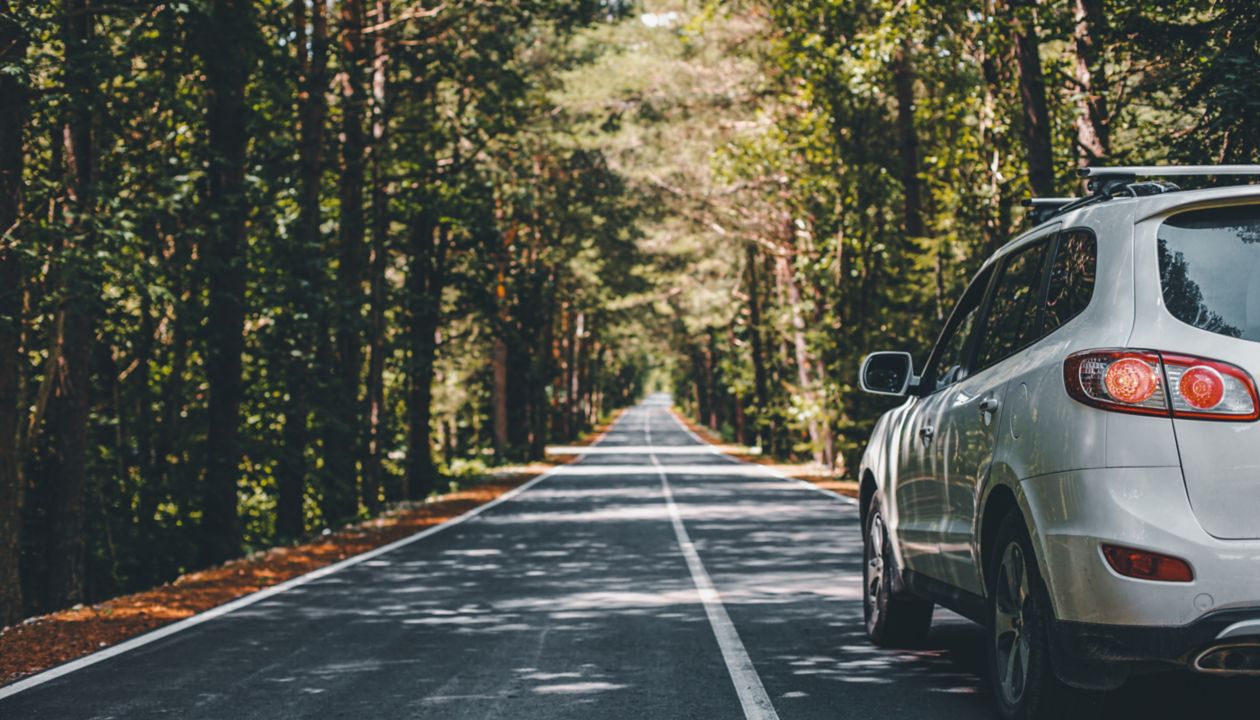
(1178, 366, 1225, 410)
(1065, 349, 1259, 421)
(1104, 357, 1159, 404)
(1102, 544, 1194, 583)
(1064, 350, 1167, 416)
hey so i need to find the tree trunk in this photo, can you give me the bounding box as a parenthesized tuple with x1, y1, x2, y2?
(1012, 5, 1055, 197)
(491, 334, 509, 455)
(704, 330, 718, 429)
(326, 0, 369, 522)
(744, 243, 770, 450)
(406, 217, 442, 500)
(1071, 0, 1109, 166)
(45, 0, 97, 608)
(726, 327, 746, 446)
(275, 0, 329, 537)
(567, 310, 584, 437)
(491, 255, 510, 456)
(893, 36, 924, 239)
(0, 0, 27, 625)
(198, 0, 253, 565)
(529, 275, 554, 459)
(363, 0, 391, 512)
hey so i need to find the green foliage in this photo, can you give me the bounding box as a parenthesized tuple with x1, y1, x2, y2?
(3, 0, 648, 617)
(1, 0, 1250, 622)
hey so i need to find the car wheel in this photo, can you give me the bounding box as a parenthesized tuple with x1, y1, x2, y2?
(986, 510, 1095, 719)
(864, 495, 933, 647)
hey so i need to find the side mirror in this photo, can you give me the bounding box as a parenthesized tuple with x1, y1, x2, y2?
(860, 352, 918, 397)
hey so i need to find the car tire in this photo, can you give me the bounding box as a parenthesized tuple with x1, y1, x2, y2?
(864, 494, 933, 647)
(986, 509, 1097, 720)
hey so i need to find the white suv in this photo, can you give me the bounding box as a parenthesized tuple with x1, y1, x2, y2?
(858, 167, 1260, 719)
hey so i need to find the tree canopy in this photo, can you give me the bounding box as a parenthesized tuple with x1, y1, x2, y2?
(1, 0, 1255, 625)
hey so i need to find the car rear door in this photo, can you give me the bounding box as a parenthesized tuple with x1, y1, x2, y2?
(936, 231, 1057, 595)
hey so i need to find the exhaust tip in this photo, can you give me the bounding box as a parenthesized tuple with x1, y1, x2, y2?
(1194, 644, 1260, 675)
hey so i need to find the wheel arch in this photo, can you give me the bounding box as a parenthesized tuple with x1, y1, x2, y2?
(978, 470, 1059, 616)
(979, 483, 1021, 587)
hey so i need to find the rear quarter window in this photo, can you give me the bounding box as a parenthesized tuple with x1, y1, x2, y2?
(1043, 230, 1096, 333)
(1158, 205, 1260, 341)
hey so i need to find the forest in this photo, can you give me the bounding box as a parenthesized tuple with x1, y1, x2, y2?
(0, 0, 1256, 627)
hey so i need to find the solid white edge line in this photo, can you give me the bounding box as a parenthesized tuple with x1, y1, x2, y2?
(0, 417, 628, 701)
(646, 410, 781, 720)
(664, 408, 858, 506)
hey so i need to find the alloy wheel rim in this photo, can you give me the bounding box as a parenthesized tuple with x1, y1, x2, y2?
(866, 513, 885, 626)
(994, 541, 1032, 706)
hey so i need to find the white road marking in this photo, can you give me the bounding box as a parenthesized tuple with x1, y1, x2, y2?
(645, 409, 781, 720)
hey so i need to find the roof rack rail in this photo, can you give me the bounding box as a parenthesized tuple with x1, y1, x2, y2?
(1026, 165, 1260, 227)
(1078, 165, 1260, 179)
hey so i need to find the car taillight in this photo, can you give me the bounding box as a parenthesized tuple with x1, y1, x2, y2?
(1103, 357, 1159, 405)
(1176, 366, 1223, 410)
(1101, 544, 1195, 583)
(1064, 349, 1259, 421)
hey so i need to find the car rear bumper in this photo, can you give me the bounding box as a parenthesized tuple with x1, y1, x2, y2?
(1051, 609, 1260, 688)
(1020, 466, 1260, 686)
(1019, 466, 1260, 627)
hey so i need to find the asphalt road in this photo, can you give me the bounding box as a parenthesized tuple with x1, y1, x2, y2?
(3, 395, 1258, 719)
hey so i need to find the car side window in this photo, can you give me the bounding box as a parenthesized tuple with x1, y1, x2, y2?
(974, 240, 1050, 370)
(924, 266, 993, 393)
(1043, 230, 1097, 333)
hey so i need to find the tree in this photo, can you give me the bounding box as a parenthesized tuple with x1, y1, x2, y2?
(327, 0, 370, 522)
(1012, 2, 1056, 196)
(0, 0, 27, 625)
(197, 0, 254, 564)
(44, 0, 98, 607)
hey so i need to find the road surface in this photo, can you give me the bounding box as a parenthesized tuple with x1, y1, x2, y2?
(2, 396, 1256, 718)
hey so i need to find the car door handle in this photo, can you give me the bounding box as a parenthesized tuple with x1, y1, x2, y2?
(978, 397, 1000, 414)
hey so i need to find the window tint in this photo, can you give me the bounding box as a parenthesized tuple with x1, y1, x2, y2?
(975, 241, 1050, 369)
(925, 267, 991, 392)
(1158, 205, 1260, 341)
(1043, 230, 1097, 333)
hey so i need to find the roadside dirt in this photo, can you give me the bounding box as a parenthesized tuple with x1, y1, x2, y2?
(0, 413, 621, 688)
(673, 411, 859, 499)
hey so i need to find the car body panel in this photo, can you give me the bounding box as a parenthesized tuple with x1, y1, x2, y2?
(936, 367, 1005, 594)
(893, 391, 948, 577)
(1022, 466, 1260, 626)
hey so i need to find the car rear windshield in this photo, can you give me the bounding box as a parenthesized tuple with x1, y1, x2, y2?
(1158, 204, 1260, 341)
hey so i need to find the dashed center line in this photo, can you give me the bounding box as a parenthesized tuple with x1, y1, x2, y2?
(645, 409, 781, 720)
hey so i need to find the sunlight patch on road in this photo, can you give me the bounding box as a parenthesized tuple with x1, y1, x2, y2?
(532, 681, 628, 694)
